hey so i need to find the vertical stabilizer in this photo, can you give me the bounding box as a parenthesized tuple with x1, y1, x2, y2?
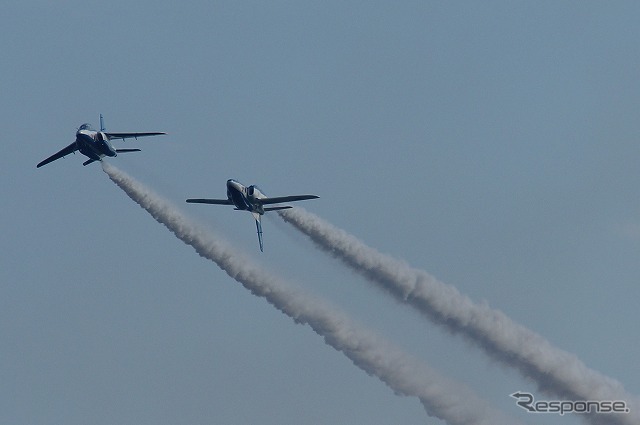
(252, 212, 264, 252)
(100, 114, 105, 131)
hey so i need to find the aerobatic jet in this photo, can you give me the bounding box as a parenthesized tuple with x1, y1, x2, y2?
(37, 114, 166, 168)
(186, 179, 319, 252)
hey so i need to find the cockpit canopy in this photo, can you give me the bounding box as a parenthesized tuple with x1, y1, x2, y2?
(78, 123, 94, 131)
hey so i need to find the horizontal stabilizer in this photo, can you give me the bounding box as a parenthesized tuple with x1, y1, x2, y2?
(260, 195, 319, 205)
(264, 206, 292, 212)
(115, 148, 141, 153)
(186, 198, 233, 205)
(83, 159, 97, 166)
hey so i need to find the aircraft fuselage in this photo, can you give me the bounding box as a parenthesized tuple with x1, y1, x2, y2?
(75, 125, 117, 162)
(226, 179, 266, 215)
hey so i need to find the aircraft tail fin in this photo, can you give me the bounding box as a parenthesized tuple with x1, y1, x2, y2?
(100, 114, 105, 132)
(115, 148, 141, 153)
(252, 212, 264, 252)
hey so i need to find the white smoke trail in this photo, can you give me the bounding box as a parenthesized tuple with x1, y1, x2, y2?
(101, 162, 519, 425)
(279, 207, 639, 425)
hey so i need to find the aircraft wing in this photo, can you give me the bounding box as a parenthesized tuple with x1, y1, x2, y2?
(260, 195, 319, 205)
(36, 142, 78, 168)
(186, 198, 233, 205)
(106, 132, 166, 140)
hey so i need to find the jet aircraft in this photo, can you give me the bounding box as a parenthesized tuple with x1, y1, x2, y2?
(186, 179, 319, 251)
(37, 114, 166, 168)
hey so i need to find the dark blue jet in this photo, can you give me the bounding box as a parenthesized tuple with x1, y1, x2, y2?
(37, 114, 166, 168)
(186, 179, 319, 252)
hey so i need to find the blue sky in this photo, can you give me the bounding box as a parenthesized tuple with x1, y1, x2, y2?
(2, 1, 639, 424)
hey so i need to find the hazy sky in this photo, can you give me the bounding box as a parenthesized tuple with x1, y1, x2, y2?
(2, 1, 639, 424)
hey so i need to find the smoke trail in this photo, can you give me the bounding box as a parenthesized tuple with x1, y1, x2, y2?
(279, 207, 639, 425)
(101, 162, 518, 425)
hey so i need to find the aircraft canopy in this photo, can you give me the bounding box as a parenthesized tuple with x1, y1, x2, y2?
(78, 123, 94, 131)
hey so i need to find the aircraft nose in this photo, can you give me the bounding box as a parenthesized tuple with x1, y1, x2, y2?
(227, 179, 241, 190)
